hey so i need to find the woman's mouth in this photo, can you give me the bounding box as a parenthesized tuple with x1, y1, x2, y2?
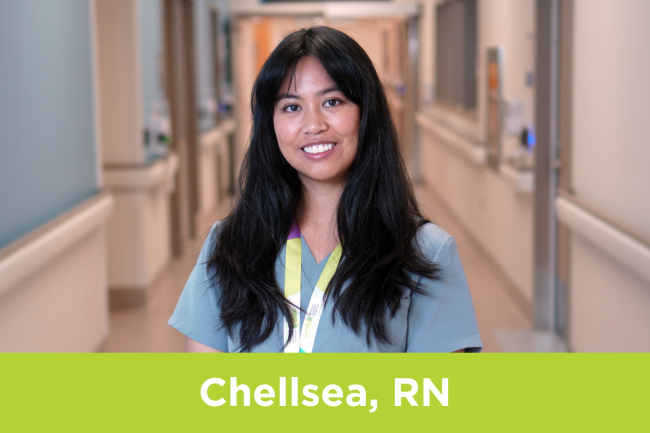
(302, 143, 336, 155)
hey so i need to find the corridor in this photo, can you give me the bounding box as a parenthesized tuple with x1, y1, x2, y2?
(1, 0, 648, 353)
(100, 184, 530, 353)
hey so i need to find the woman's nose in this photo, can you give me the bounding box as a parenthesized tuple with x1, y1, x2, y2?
(302, 108, 328, 135)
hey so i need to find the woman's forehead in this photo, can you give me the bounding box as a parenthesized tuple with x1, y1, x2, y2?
(277, 56, 339, 97)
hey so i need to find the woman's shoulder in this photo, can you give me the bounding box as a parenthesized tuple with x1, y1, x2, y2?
(197, 220, 224, 262)
(209, 220, 223, 233)
(415, 222, 455, 259)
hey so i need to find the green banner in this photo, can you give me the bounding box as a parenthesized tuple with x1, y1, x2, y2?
(1, 354, 647, 431)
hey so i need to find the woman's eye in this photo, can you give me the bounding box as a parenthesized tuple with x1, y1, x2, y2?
(324, 99, 340, 107)
(284, 104, 300, 112)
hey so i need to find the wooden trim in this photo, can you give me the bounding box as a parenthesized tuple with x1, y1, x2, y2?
(210, 7, 221, 124)
(108, 244, 188, 310)
(109, 288, 147, 310)
(164, 0, 198, 256)
(163, 0, 182, 256)
(182, 0, 200, 237)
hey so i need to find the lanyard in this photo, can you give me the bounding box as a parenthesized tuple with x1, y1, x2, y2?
(284, 220, 342, 353)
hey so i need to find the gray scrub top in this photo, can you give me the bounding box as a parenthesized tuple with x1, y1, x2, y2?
(168, 223, 482, 352)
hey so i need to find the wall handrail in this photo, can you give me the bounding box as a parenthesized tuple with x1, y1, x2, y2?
(0, 191, 114, 298)
(558, 190, 650, 250)
(499, 163, 535, 193)
(104, 153, 178, 191)
(199, 118, 236, 150)
(556, 193, 650, 284)
(416, 112, 487, 165)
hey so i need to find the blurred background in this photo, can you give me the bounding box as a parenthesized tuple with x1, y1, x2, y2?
(0, 0, 648, 352)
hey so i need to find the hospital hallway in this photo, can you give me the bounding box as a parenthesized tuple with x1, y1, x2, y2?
(1, 0, 649, 353)
(100, 184, 530, 353)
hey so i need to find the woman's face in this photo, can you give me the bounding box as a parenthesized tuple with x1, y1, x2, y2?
(273, 56, 360, 188)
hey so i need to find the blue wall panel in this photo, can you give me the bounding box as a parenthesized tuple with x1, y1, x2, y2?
(0, 0, 98, 249)
(140, 0, 170, 162)
(194, 0, 216, 132)
(140, 0, 166, 125)
(193, 0, 230, 132)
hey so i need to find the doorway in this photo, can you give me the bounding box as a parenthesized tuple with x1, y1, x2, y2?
(164, 0, 200, 256)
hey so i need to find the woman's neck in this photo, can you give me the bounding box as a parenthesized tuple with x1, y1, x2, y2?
(297, 179, 344, 263)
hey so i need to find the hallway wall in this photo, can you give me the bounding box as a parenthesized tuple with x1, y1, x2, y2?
(572, 0, 650, 241)
(0, 0, 111, 352)
(416, 0, 536, 307)
(0, 0, 99, 249)
(419, 135, 535, 304)
(567, 0, 650, 352)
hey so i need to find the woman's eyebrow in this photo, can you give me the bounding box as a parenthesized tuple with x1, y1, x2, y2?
(318, 87, 342, 96)
(277, 92, 300, 101)
(277, 87, 342, 101)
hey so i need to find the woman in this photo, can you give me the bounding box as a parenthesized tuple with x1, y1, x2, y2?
(169, 26, 482, 353)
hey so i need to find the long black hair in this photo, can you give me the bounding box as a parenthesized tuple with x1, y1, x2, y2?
(207, 26, 439, 352)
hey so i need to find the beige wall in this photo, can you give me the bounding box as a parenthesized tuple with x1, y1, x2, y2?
(567, 0, 650, 352)
(572, 0, 650, 239)
(0, 195, 113, 352)
(95, 0, 177, 301)
(420, 130, 535, 302)
(417, 0, 536, 304)
(0, 230, 109, 352)
(95, 0, 145, 165)
(569, 234, 650, 352)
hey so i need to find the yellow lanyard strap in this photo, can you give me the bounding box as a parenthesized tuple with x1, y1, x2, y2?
(283, 220, 342, 353)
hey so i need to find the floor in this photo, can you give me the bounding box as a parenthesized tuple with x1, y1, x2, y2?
(102, 183, 531, 353)
(415, 184, 532, 352)
(100, 202, 231, 353)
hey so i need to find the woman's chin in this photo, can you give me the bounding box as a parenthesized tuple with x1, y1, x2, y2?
(297, 171, 348, 187)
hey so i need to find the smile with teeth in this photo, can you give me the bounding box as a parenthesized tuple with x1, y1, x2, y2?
(302, 143, 336, 154)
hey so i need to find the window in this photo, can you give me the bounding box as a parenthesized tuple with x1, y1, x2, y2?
(435, 0, 477, 112)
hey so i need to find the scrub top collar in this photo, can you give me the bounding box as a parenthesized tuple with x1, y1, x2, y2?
(299, 234, 335, 293)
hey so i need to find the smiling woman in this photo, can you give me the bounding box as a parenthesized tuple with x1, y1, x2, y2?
(168, 26, 482, 353)
(273, 56, 360, 190)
